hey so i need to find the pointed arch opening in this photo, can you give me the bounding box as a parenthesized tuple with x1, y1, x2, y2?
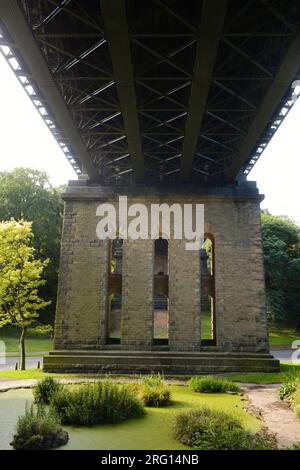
(201, 233, 216, 345)
(153, 237, 169, 345)
(106, 237, 123, 344)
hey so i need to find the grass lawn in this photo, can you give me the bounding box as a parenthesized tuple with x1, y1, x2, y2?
(1, 362, 299, 383)
(201, 314, 300, 347)
(0, 335, 52, 354)
(226, 363, 300, 384)
(0, 369, 77, 380)
(268, 325, 300, 346)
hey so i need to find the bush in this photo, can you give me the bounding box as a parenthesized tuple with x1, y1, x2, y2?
(141, 384, 171, 407)
(142, 374, 164, 387)
(188, 376, 241, 394)
(33, 377, 63, 405)
(10, 403, 68, 450)
(279, 382, 297, 400)
(174, 407, 273, 450)
(138, 374, 171, 407)
(50, 381, 145, 425)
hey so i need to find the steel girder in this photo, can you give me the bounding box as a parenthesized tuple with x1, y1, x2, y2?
(0, 0, 299, 185)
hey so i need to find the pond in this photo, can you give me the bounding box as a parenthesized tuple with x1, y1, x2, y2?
(0, 385, 260, 450)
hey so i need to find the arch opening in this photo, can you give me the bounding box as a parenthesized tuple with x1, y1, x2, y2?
(106, 237, 123, 344)
(153, 238, 169, 345)
(200, 234, 216, 345)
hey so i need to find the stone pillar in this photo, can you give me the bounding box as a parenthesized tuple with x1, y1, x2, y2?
(168, 238, 201, 351)
(206, 200, 269, 352)
(121, 238, 154, 349)
(54, 200, 108, 349)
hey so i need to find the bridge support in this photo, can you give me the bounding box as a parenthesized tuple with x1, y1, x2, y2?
(44, 181, 279, 373)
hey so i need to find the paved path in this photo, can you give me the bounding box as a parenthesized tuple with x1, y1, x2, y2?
(0, 356, 43, 371)
(271, 349, 299, 362)
(242, 383, 300, 449)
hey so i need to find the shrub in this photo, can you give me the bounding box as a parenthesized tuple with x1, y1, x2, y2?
(33, 377, 63, 405)
(142, 374, 164, 387)
(139, 374, 171, 407)
(279, 382, 297, 400)
(188, 376, 241, 394)
(10, 403, 68, 450)
(50, 381, 145, 425)
(141, 384, 171, 407)
(173, 407, 273, 450)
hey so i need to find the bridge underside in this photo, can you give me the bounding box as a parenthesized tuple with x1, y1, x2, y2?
(1, 1, 297, 373)
(0, 0, 300, 185)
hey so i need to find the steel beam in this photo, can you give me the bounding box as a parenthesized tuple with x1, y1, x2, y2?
(180, 0, 228, 181)
(0, 0, 99, 179)
(227, 28, 300, 181)
(100, 0, 144, 182)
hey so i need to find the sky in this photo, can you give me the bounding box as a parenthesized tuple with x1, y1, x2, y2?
(0, 51, 300, 223)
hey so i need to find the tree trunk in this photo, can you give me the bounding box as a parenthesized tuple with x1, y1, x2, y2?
(19, 327, 27, 371)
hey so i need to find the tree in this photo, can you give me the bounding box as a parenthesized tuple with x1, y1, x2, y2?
(0, 168, 64, 324)
(261, 211, 300, 328)
(0, 220, 50, 369)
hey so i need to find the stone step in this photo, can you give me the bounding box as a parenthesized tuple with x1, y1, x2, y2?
(44, 351, 279, 374)
(49, 349, 273, 358)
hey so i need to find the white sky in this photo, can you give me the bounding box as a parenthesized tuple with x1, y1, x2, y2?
(0, 51, 300, 223)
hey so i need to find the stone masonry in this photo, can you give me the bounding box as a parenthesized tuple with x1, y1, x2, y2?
(45, 180, 279, 373)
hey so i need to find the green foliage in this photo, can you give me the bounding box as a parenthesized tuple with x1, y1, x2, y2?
(279, 382, 297, 401)
(173, 407, 273, 450)
(50, 381, 145, 425)
(289, 442, 300, 450)
(142, 373, 164, 387)
(0, 168, 64, 324)
(15, 403, 60, 438)
(0, 220, 50, 328)
(0, 220, 50, 368)
(11, 403, 68, 450)
(27, 324, 53, 338)
(139, 374, 171, 407)
(33, 377, 63, 405)
(141, 385, 171, 407)
(261, 211, 300, 326)
(188, 376, 241, 394)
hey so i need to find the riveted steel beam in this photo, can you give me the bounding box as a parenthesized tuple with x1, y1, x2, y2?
(0, 0, 99, 179)
(227, 28, 300, 181)
(180, 0, 229, 180)
(100, 0, 144, 182)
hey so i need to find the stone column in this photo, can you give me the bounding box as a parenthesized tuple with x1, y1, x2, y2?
(54, 200, 108, 350)
(168, 238, 201, 351)
(206, 200, 269, 352)
(121, 238, 154, 349)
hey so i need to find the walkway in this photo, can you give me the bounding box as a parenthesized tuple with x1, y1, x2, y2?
(242, 383, 300, 449)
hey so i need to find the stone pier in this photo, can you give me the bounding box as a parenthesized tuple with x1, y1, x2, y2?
(44, 180, 279, 374)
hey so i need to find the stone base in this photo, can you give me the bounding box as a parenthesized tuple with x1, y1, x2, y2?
(44, 350, 280, 374)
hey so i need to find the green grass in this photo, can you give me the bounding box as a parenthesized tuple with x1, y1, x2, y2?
(0, 369, 81, 380)
(1, 363, 298, 384)
(268, 325, 300, 346)
(0, 335, 53, 354)
(226, 363, 300, 384)
(201, 310, 213, 339)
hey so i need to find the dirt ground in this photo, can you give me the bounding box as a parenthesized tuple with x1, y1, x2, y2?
(242, 383, 300, 449)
